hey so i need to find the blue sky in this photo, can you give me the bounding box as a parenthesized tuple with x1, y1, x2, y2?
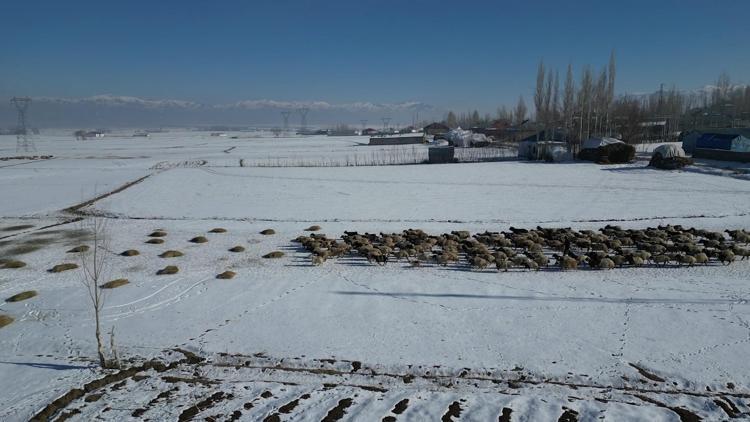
(2, 0, 749, 113)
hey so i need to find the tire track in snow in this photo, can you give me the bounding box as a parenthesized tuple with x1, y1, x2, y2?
(103, 276, 186, 309)
(103, 275, 213, 321)
(185, 263, 334, 347)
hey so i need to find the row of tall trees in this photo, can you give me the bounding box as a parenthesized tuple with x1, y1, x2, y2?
(611, 73, 750, 143)
(532, 52, 617, 143)
(443, 95, 529, 129)
(441, 53, 748, 144)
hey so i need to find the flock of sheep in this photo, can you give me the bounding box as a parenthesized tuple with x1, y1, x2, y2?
(293, 225, 750, 271)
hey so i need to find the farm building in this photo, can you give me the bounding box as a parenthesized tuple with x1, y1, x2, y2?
(428, 146, 455, 163)
(518, 139, 569, 162)
(692, 132, 750, 162)
(74, 130, 105, 140)
(423, 122, 450, 136)
(681, 128, 750, 154)
(369, 133, 426, 146)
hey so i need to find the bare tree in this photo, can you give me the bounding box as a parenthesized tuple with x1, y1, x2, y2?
(551, 70, 560, 131)
(563, 63, 575, 139)
(496, 105, 511, 122)
(578, 65, 594, 140)
(445, 111, 458, 128)
(543, 69, 553, 136)
(515, 95, 528, 125)
(606, 51, 616, 134)
(78, 217, 117, 369)
(534, 60, 546, 123)
(715, 72, 731, 105)
(594, 67, 608, 135)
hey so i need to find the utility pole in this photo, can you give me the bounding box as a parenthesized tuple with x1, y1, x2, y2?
(11, 97, 35, 153)
(281, 111, 291, 133)
(381, 117, 391, 133)
(297, 107, 309, 132)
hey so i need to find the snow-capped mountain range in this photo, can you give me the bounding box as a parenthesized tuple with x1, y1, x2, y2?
(1, 95, 438, 128)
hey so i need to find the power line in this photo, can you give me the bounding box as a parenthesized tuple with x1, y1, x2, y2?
(297, 107, 309, 132)
(281, 111, 291, 133)
(381, 117, 391, 133)
(10, 97, 35, 153)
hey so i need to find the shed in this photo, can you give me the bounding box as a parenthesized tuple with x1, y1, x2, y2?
(369, 133, 426, 146)
(693, 132, 750, 163)
(518, 140, 569, 161)
(681, 128, 750, 154)
(695, 133, 750, 152)
(428, 146, 455, 164)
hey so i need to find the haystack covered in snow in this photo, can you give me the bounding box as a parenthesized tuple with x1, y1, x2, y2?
(582, 137, 624, 150)
(446, 128, 488, 148)
(578, 137, 635, 164)
(649, 144, 692, 169)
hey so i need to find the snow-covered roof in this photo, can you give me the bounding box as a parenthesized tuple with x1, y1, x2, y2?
(582, 137, 624, 149)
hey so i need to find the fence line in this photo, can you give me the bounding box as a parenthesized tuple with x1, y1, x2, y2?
(239, 146, 518, 168)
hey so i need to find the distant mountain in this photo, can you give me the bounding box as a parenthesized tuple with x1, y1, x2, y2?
(0, 95, 439, 129)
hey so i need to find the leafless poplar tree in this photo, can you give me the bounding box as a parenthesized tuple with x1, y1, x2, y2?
(578, 65, 593, 140)
(552, 70, 560, 132)
(594, 68, 608, 135)
(78, 217, 118, 369)
(534, 60, 546, 123)
(606, 51, 616, 134)
(515, 95, 527, 125)
(563, 64, 575, 140)
(544, 69, 553, 136)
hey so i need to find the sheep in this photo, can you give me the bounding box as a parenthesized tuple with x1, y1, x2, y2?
(726, 229, 750, 244)
(693, 252, 709, 265)
(495, 259, 510, 272)
(394, 249, 410, 261)
(434, 253, 455, 267)
(512, 256, 538, 271)
(492, 251, 507, 262)
(652, 254, 671, 267)
(718, 249, 735, 265)
(609, 254, 626, 268)
(523, 259, 539, 271)
(633, 250, 651, 262)
(627, 255, 645, 267)
(596, 257, 616, 270)
(552, 254, 578, 271)
(311, 255, 326, 266)
(528, 252, 549, 268)
(732, 246, 750, 260)
(677, 254, 696, 267)
(294, 224, 748, 272)
(470, 257, 490, 270)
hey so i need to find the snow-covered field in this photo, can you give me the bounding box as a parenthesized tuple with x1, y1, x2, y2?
(1, 131, 750, 421)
